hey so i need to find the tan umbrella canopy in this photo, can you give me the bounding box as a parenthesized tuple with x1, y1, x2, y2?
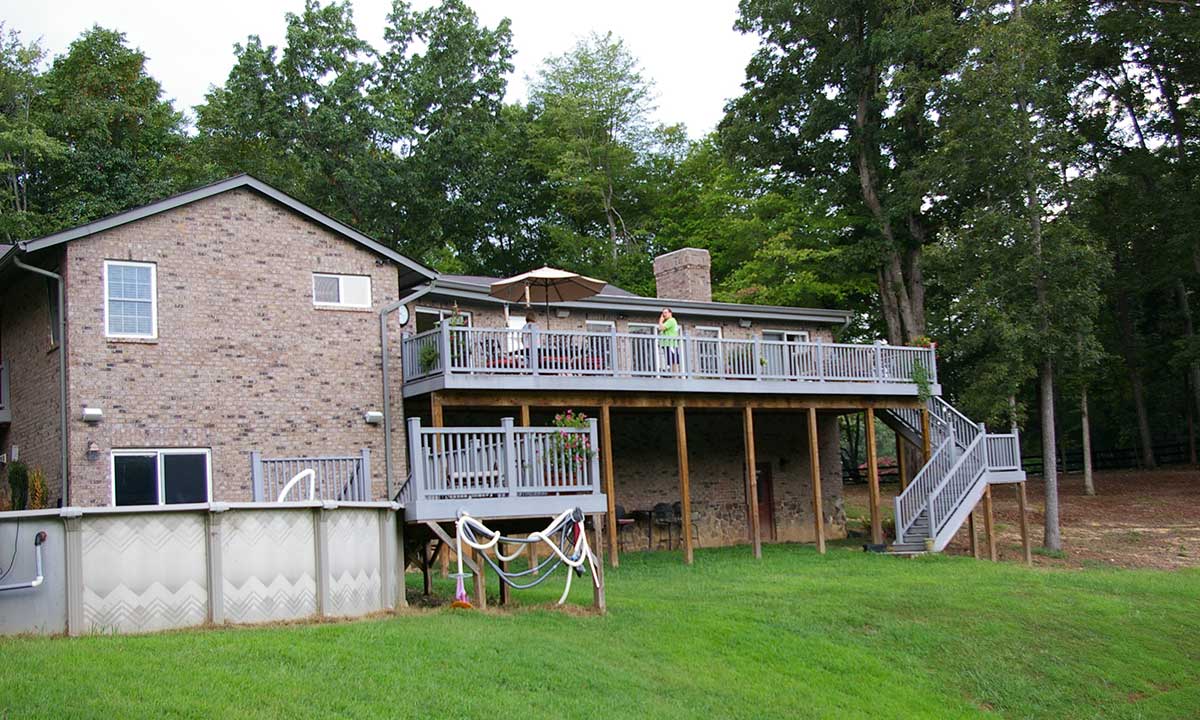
(489, 266, 606, 328)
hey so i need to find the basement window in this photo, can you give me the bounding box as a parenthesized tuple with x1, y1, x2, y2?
(111, 449, 211, 506)
(313, 273, 372, 309)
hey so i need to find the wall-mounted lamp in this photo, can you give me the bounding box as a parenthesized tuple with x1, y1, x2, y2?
(81, 407, 103, 424)
(364, 411, 384, 425)
(738, 319, 752, 329)
(86, 441, 101, 461)
(555, 308, 571, 319)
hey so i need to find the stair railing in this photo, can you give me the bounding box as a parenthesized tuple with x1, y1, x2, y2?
(895, 434, 954, 543)
(926, 433, 989, 542)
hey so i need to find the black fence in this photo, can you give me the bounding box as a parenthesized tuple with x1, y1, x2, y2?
(1021, 441, 1193, 475)
(843, 441, 1194, 484)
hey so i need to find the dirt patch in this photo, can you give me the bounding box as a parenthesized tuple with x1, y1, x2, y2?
(844, 467, 1200, 570)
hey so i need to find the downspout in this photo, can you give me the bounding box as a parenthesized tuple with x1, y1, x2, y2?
(380, 283, 434, 500)
(12, 256, 68, 507)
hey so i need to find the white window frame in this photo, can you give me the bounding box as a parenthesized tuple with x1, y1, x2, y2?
(415, 306, 472, 329)
(312, 273, 372, 309)
(693, 325, 723, 339)
(627, 322, 658, 335)
(762, 329, 809, 343)
(585, 320, 615, 333)
(110, 448, 212, 507)
(103, 260, 158, 339)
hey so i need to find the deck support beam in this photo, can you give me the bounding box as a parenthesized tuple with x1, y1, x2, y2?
(431, 394, 450, 578)
(865, 408, 883, 545)
(519, 404, 530, 427)
(743, 405, 762, 559)
(983, 485, 997, 561)
(601, 404, 619, 568)
(675, 404, 694, 565)
(968, 510, 979, 558)
(896, 430, 908, 490)
(807, 407, 826, 554)
(921, 407, 932, 464)
(1016, 482, 1032, 565)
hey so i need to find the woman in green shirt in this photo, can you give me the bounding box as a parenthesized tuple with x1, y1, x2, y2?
(658, 307, 680, 373)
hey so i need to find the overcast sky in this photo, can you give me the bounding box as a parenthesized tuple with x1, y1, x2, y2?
(5, 0, 760, 137)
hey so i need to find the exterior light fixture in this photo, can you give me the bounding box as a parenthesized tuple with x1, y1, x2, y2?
(364, 411, 384, 425)
(86, 441, 101, 461)
(81, 407, 103, 423)
(555, 308, 570, 319)
(738, 319, 752, 328)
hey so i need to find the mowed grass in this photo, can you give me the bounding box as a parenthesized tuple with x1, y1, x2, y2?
(2, 543, 1200, 719)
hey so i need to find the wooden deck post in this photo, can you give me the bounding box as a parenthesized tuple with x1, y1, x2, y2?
(497, 544, 510, 606)
(601, 404, 619, 568)
(807, 407, 826, 554)
(519, 404, 530, 427)
(968, 509, 979, 559)
(743, 405, 762, 559)
(920, 407, 932, 464)
(431, 395, 451, 578)
(983, 485, 997, 561)
(675, 404, 694, 565)
(896, 431, 908, 490)
(1016, 482, 1032, 565)
(472, 547, 487, 609)
(865, 408, 883, 545)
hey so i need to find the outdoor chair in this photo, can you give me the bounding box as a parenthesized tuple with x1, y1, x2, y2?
(651, 502, 675, 550)
(615, 504, 638, 552)
(672, 500, 700, 548)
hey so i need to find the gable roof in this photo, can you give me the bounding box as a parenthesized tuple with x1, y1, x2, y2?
(12, 175, 435, 288)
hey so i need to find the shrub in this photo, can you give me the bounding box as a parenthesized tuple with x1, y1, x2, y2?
(28, 467, 47, 509)
(6, 461, 29, 511)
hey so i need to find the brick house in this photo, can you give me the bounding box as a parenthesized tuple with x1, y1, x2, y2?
(0, 175, 432, 509)
(1, 175, 1024, 564)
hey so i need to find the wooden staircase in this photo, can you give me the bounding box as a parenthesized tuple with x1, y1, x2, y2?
(883, 399, 1025, 554)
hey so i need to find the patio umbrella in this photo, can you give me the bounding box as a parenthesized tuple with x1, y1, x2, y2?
(489, 266, 606, 328)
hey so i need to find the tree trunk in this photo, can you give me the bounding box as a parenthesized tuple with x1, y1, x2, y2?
(1113, 281, 1157, 469)
(1175, 279, 1200, 424)
(1081, 387, 1094, 496)
(1040, 359, 1061, 550)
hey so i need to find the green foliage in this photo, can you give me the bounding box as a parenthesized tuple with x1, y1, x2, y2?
(418, 343, 439, 374)
(911, 362, 933, 405)
(550, 409, 595, 467)
(27, 467, 46, 510)
(6, 460, 28, 511)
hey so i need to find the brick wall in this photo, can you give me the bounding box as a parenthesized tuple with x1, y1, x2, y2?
(0, 258, 66, 506)
(653, 248, 713, 303)
(443, 407, 846, 550)
(62, 188, 405, 506)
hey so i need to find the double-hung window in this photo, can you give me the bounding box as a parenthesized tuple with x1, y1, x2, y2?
(112, 449, 211, 506)
(313, 273, 372, 309)
(104, 261, 157, 338)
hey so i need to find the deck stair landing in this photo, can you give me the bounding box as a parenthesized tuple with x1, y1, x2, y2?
(884, 399, 1025, 554)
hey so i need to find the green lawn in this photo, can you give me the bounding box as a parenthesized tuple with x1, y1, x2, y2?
(3, 543, 1199, 719)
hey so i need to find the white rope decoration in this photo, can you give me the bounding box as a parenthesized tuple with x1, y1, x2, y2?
(453, 508, 600, 606)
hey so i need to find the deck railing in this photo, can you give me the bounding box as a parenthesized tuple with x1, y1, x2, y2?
(0, 361, 9, 423)
(250, 449, 371, 502)
(401, 322, 937, 388)
(401, 417, 603, 513)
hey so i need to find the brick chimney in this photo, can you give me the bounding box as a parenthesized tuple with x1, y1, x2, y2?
(653, 248, 712, 303)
